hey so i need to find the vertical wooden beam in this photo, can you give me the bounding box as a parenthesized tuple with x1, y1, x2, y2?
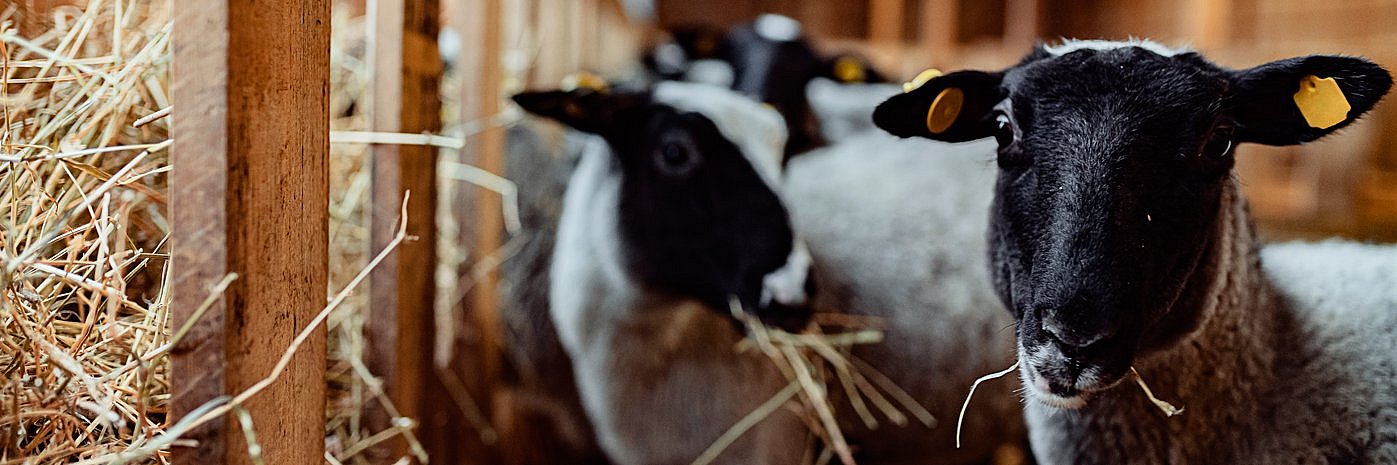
(454, 0, 507, 463)
(365, 0, 446, 462)
(1004, 0, 1040, 52)
(1182, 0, 1231, 51)
(869, 0, 906, 44)
(531, 0, 568, 86)
(170, 1, 329, 465)
(577, 0, 602, 70)
(921, 0, 960, 68)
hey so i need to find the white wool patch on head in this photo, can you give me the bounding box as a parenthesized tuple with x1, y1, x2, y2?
(682, 59, 736, 88)
(652, 80, 788, 188)
(1044, 38, 1188, 57)
(754, 14, 801, 42)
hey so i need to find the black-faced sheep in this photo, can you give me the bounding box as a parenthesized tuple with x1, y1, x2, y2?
(642, 14, 888, 156)
(874, 39, 1397, 465)
(513, 81, 812, 465)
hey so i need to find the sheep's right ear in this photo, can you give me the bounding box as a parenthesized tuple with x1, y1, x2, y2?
(1229, 55, 1392, 146)
(872, 70, 1003, 142)
(511, 89, 645, 135)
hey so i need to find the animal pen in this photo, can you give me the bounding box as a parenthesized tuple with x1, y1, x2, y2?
(3, 0, 1397, 465)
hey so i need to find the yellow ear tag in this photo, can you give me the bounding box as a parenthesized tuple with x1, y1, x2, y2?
(902, 68, 943, 92)
(926, 87, 963, 134)
(561, 72, 609, 92)
(1293, 75, 1350, 129)
(833, 56, 867, 83)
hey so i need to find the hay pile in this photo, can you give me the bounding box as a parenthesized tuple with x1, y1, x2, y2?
(0, 2, 425, 464)
(0, 1, 174, 462)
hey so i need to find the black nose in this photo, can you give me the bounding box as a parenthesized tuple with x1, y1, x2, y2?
(1042, 317, 1112, 349)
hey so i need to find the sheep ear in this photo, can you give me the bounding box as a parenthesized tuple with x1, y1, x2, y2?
(1231, 55, 1392, 146)
(511, 89, 645, 135)
(872, 70, 1003, 142)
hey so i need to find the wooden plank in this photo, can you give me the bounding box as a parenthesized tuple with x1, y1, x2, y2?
(576, 0, 601, 70)
(869, 0, 906, 44)
(452, 0, 507, 464)
(1004, 0, 1040, 51)
(920, 0, 960, 67)
(364, 0, 446, 462)
(170, 1, 329, 464)
(1182, 0, 1232, 51)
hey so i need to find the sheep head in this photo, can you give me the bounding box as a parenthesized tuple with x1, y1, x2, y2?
(874, 41, 1391, 408)
(514, 81, 814, 331)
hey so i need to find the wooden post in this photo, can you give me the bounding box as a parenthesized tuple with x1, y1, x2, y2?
(868, 0, 905, 45)
(1182, 0, 1232, 51)
(365, 0, 450, 462)
(921, 0, 960, 68)
(453, 0, 507, 463)
(169, 1, 329, 465)
(1004, 0, 1040, 52)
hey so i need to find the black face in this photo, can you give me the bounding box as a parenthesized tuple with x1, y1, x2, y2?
(513, 86, 809, 328)
(644, 18, 888, 157)
(609, 103, 795, 316)
(874, 43, 1391, 407)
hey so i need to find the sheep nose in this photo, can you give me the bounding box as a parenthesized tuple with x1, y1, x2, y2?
(1042, 317, 1112, 349)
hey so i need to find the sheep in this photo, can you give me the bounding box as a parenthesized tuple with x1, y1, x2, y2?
(873, 39, 1397, 464)
(783, 132, 1028, 465)
(512, 81, 812, 465)
(491, 69, 896, 465)
(642, 14, 888, 156)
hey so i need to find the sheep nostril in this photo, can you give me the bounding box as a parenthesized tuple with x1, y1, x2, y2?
(1042, 321, 1109, 350)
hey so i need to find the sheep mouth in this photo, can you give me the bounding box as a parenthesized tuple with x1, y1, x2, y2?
(1021, 361, 1127, 410)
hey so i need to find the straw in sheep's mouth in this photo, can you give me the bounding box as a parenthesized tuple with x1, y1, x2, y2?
(955, 362, 1183, 448)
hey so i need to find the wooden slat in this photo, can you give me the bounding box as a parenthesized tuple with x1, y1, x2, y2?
(364, 0, 447, 462)
(1182, 0, 1232, 51)
(868, 0, 905, 44)
(452, 0, 507, 464)
(1004, 0, 1041, 52)
(170, 1, 329, 464)
(920, 0, 960, 67)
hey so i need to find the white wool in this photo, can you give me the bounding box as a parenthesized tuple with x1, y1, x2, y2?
(651, 42, 689, 75)
(753, 14, 801, 42)
(653, 80, 788, 189)
(548, 136, 633, 357)
(681, 59, 736, 88)
(805, 78, 902, 142)
(760, 240, 811, 308)
(1044, 38, 1188, 57)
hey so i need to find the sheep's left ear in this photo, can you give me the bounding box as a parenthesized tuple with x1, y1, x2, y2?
(511, 89, 646, 135)
(872, 70, 1003, 142)
(1231, 55, 1392, 146)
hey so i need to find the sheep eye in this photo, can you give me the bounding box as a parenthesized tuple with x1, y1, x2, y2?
(1201, 125, 1235, 158)
(655, 139, 699, 175)
(994, 113, 1016, 148)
